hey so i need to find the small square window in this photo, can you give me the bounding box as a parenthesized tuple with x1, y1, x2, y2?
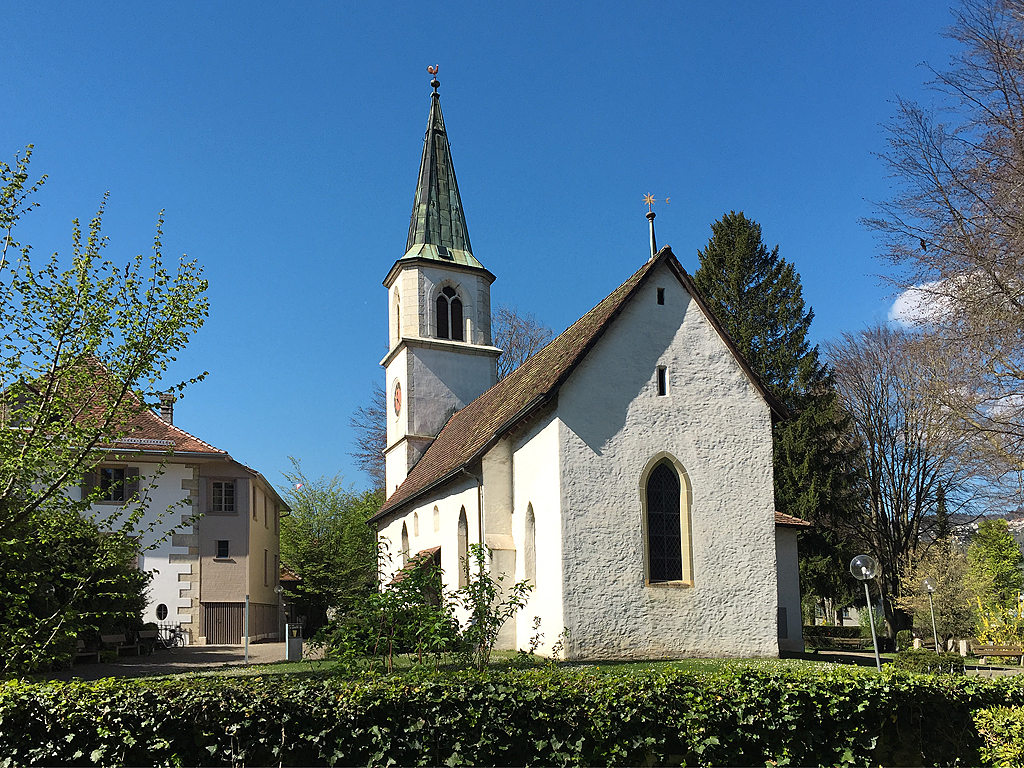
(657, 366, 668, 396)
(216, 540, 229, 559)
(657, 287, 665, 305)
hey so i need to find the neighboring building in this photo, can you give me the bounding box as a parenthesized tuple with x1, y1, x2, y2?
(370, 79, 808, 660)
(78, 395, 287, 645)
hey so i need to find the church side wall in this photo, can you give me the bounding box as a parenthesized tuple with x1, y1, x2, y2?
(377, 478, 480, 614)
(557, 263, 778, 660)
(510, 413, 565, 656)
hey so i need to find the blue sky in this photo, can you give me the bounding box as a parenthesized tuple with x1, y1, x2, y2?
(2, 1, 959, 490)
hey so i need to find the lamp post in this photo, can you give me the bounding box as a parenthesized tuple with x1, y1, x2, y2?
(923, 576, 940, 654)
(851, 555, 883, 672)
(274, 584, 285, 645)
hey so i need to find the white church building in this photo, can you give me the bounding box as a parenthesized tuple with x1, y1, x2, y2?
(371, 76, 808, 660)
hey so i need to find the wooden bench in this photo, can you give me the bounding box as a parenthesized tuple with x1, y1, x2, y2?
(100, 633, 141, 657)
(825, 637, 870, 650)
(974, 643, 1024, 665)
(74, 639, 100, 664)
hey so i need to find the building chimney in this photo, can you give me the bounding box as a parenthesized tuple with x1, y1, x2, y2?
(159, 392, 174, 425)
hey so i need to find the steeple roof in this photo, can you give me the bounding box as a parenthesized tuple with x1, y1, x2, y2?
(404, 82, 484, 270)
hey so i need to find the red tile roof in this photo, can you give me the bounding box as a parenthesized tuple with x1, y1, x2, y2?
(775, 511, 812, 528)
(112, 405, 227, 456)
(374, 247, 786, 521)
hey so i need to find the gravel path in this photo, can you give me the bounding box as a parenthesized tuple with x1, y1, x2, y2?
(44, 641, 296, 682)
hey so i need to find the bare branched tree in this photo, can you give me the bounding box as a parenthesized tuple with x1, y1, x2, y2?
(865, 0, 1024, 475)
(493, 304, 553, 381)
(827, 326, 990, 634)
(349, 380, 386, 492)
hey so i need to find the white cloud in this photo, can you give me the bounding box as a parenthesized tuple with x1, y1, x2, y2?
(888, 281, 950, 327)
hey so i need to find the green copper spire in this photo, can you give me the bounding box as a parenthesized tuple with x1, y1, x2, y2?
(404, 77, 484, 269)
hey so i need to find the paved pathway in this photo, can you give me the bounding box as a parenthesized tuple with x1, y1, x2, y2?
(812, 649, 1024, 676)
(45, 641, 303, 682)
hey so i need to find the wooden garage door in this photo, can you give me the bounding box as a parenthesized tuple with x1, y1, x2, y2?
(204, 602, 244, 645)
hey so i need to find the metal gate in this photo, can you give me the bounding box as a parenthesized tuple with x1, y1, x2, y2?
(204, 602, 244, 645)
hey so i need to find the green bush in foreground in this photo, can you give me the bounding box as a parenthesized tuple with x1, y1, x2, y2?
(3, 665, 1024, 766)
(975, 706, 1024, 767)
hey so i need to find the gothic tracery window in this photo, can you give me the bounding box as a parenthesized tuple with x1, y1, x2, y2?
(436, 286, 464, 341)
(646, 462, 683, 582)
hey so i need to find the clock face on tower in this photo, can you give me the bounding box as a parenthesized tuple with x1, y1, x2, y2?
(394, 381, 402, 416)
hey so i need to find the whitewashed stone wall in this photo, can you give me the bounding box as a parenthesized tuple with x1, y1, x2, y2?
(556, 262, 778, 660)
(509, 412, 565, 656)
(377, 477, 479, 618)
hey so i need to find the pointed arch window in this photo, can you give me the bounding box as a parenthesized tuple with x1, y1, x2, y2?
(401, 522, 410, 567)
(457, 507, 469, 588)
(643, 459, 692, 585)
(525, 503, 536, 587)
(436, 286, 464, 341)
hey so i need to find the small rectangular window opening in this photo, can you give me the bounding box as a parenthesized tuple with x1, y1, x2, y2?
(215, 540, 229, 559)
(657, 287, 665, 305)
(657, 366, 668, 396)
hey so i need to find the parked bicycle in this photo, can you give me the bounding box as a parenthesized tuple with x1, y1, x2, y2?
(155, 624, 186, 651)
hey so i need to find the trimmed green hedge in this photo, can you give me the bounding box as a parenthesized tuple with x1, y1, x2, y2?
(3, 666, 1024, 766)
(892, 649, 966, 675)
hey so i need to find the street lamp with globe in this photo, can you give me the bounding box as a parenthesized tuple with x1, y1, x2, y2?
(851, 555, 883, 671)
(923, 576, 940, 654)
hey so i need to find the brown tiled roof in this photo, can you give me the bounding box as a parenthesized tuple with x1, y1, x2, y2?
(374, 247, 786, 521)
(111, 405, 227, 456)
(775, 511, 812, 528)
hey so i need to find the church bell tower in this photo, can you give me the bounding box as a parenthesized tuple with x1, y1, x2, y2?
(382, 73, 501, 496)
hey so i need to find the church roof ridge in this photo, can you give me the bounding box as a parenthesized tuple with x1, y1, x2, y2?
(404, 82, 480, 267)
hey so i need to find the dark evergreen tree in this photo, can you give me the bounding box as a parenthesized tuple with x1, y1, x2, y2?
(692, 212, 816, 408)
(932, 484, 952, 547)
(694, 211, 863, 622)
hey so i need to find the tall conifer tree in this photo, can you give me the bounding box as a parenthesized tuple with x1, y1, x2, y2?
(694, 212, 862, 620)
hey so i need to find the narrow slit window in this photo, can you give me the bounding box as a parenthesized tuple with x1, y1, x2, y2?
(657, 287, 665, 305)
(657, 366, 668, 396)
(216, 540, 229, 559)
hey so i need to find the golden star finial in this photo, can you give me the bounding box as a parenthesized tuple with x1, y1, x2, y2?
(644, 194, 670, 212)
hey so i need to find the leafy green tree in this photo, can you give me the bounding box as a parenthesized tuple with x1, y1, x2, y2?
(896, 544, 976, 647)
(693, 211, 863, 619)
(0, 146, 208, 673)
(278, 458, 379, 635)
(967, 519, 1024, 608)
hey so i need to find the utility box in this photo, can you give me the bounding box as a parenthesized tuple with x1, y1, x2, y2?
(285, 623, 303, 661)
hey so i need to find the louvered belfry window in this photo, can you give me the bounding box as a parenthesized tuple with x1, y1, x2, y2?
(647, 462, 682, 582)
(436, 286, 464, 341)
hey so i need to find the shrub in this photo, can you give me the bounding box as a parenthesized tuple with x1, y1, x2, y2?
(892, 648, 966, 675)
(896, 629, 914, 651)
(3, 666, 1024, 766)
(975, 706, 1024, 767)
